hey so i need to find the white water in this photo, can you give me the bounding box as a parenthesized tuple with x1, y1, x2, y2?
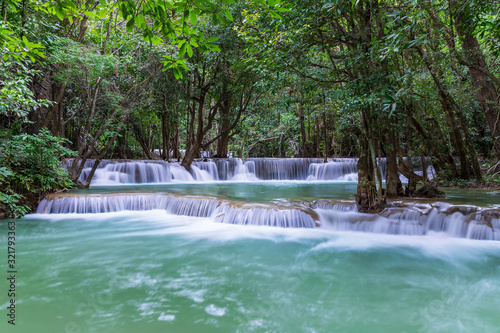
(69, 157, 434, 185)
(36, 194, 499, 240)
(36, 194, 318, 229)
(307, 159, 358, 181)
(16, 206, 500, 333)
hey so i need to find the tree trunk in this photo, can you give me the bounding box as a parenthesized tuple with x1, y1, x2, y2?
(355, 108, 381, 213)
(181, 88, 205, 170)
(174, 127, 180, 161)
(216, 91, 231, 158)
(418, 45, 481, 180)
(161, 92, 170, 161)
(297, 102, 308, 158)
(421, 154, 428, 182)
(384, 128, 399, 197)
(454, 5, 500, 156)
(441, 99, 470, 179)
(323, 110, 328, 162)
(162, 111, 167, 160)
(217, 134, 230, 158)
(315, 121, 321, 158)
(356, 135, 379, 213)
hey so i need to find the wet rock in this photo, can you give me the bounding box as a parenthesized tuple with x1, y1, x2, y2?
(0, 203, 6, 219)
(443, 205, 479, 215)
(414, 185, 445, 198)
(75, 180, 89, 189)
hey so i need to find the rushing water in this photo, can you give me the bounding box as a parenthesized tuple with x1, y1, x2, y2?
(1, 211, 500, 332)
(70, 158, 433, 185)
(1, 159, 499, 332)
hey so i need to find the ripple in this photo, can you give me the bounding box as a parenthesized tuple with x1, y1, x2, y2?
(158, 313, 175, 321)
(205, 304, 226, 317)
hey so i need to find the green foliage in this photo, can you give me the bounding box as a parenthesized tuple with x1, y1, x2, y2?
(0, 0, 498, 196)
(0, 129, 75, 217)
(0, 21, 45, 62)
(0, 59, 52, 120)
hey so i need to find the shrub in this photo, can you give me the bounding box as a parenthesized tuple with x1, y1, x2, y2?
(0, 128, 75, 217)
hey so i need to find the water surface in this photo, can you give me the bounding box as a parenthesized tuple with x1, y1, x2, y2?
(1, 208, 500, 332)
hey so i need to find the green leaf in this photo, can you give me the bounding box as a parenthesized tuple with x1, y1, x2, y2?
(388, 103, 397, 118)
(186, 44, 193, 58)
(126, 18, 135, 32)
(190, 10, 197, 25)
(179, 42, 187, 57)
(173, 67, 182, 79)
(135, 14, 146, 28)
(206, 43, 220, 51)
(190, 38, 199, 47)
(99, 8, 108, 19)
(55, 6, 66, 20)
(224, 8, 233, 21)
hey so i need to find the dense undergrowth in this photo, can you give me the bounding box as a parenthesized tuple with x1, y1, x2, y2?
(0, 129, 75, 218)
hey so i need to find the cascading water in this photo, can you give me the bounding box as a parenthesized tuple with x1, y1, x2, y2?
(37, 193, 319, 229)
(68, 157, 435, 185)
(19, 159, 499, 333)
(69, 159, 194, 184)
(192, 161, 219, 181)
(315, 201, 500, 240)
(246, 158, 323, 180)
(230, 159, 259, 181)
(307, 158, 358, 181)
(36, 193, 500, 240)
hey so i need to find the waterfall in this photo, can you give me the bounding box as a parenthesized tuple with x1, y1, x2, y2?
(66, 157, 435, 185)
(307, 159, 358, 181)
(36, 194, 318, 229)
(315, 202, 500, 241)
(67, 159, 194, 184)
(248, 158, 323, 180)
(37, 194, 220, 216)
(192, 161, 219, 181)
(230, 159, 259, 181)
(36, 193, 500, 240)
(214, 203, 317, 228)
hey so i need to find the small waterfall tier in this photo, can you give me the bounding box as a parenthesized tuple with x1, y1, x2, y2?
(214, 203, 319, 228)
(315, 201, 500, 241)
(36, 193, 499, 240)
(307, 159, 358, 181)
(37, 193, 318, 228)
(66, 158, 434, 185)
(69, 159, 202, 184)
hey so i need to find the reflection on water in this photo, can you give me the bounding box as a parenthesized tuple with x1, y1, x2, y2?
(71, 182, 500, 207)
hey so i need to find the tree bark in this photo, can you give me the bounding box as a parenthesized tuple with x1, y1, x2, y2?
(454, 2, 500, 156)
(384, 128, 399, 197)
(216, 86, 231, 158)
(298, 102, 308, 158)
(417, 45, 481, 180)
(356, 134, 379, 213)
(315, 120, 321, 158)
(162, 111, 167, 160)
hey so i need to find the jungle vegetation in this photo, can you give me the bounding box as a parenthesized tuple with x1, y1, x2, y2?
(1, 0, 499, 216)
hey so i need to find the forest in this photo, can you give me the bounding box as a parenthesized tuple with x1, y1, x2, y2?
(1, 0, 499, 217)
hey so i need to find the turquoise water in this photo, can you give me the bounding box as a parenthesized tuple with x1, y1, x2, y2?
(1, 182, 500, 332)
(68, 182, 500, 207)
